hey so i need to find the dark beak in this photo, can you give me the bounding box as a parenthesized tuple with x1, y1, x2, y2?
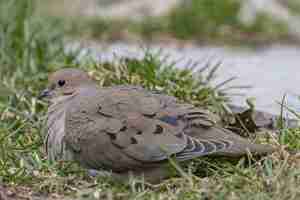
(38, 89, 51, 99)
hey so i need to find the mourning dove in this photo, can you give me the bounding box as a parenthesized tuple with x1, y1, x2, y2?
(40, 68, 275, 182)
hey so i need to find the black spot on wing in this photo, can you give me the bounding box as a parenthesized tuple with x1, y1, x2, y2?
(136, 130, 142, 135)
(159, 116, 178, 126)
(130, 137, 138, 144)
(153, 125, 164, 134)
(143, 113, 157, 118)
(120, 126, 127, 132)
(107, 133, 116, 140)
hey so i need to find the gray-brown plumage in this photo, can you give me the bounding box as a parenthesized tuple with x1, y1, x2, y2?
(40, 68, 275, 182)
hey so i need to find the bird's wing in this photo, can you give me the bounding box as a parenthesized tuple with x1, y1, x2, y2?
(63, 86, 232, 171)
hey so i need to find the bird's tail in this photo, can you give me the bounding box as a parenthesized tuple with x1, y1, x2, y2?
(186, 126, 275, 157)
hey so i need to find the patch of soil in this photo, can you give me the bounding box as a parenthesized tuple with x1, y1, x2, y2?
(0, 185, 62, 200)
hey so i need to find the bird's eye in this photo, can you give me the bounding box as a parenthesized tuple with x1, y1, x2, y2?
(58, 80, 66, 87)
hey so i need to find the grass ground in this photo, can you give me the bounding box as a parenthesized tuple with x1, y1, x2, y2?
(1, 0, 300, 199)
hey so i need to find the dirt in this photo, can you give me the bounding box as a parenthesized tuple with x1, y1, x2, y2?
(0, 184, 66, 200)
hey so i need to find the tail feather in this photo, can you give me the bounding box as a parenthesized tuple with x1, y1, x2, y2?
(176, 136, 233, 161)
(185, 126, 275, 157)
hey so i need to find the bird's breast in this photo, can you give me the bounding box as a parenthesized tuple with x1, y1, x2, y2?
(46, 100, 74, 161)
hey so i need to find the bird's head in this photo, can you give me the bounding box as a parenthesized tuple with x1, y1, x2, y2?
(39, 68, 94, 100)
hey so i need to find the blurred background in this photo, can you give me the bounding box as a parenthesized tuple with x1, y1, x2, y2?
(2, 0, 300, 115)
(39, 0, 300, 115)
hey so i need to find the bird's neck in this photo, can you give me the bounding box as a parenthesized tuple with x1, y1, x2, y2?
(49, 94, 76, 113)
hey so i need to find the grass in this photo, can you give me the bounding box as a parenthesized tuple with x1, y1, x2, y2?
(165, 0, 290, 45)
(54, 0, 292, 45)
(1, 0, 300, 200)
